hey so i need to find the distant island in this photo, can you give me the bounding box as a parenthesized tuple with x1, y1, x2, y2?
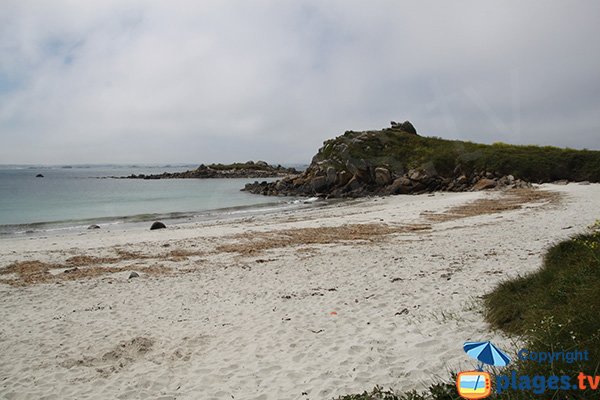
(121, 161, 300, 180)
(244, 121, 600, 197)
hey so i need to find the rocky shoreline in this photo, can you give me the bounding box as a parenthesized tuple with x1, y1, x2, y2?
(243, 165, 532, 197)
(121, 161, 300, 180)
(243, 121, 535, 198)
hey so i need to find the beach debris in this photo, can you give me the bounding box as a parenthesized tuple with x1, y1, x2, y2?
(310, 329, 324, 334)
(330, 311, 338, 316)
(64, 267, 79, 274)
(150, 221, 166, 230)
(35, 174, 44, 178)
(129, 272, 140, 279)
(395, 308, 409, 316)
(87, 224, 101, 230)
(390, 277, 403, 282)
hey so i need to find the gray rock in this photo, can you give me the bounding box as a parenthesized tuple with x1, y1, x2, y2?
(374, 167, 392, 186)
(129, 272, 140, 279)
(311, 176, 328, 192)
(399, 121, 417, 135)
(337, 170, 352, 186)
(513, 180, 533, 188)
(150, 221, 166, 230)
(88, 224, 101, 230)
(36, 174, 44, 178)
(408, 169, 428, 182)
(325, 167, 337, 186)
(389, 177, 413, 194)
(344, 176, 362, 192)
(345, 159, 369, 181)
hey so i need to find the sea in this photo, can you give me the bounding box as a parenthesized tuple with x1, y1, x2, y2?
(0, 164, 310, 237)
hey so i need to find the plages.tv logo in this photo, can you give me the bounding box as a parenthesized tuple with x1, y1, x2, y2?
(456, 341, 511, 399)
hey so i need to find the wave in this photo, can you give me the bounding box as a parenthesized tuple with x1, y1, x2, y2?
(0, 199, 323, 238)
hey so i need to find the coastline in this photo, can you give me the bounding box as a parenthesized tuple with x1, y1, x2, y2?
(0, 197, 320, 238)
(0, 183, 598, 399)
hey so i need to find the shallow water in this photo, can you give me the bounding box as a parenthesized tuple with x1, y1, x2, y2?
(0, 165, 299, 235)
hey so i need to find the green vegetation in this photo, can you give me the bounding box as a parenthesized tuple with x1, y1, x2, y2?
(332, 382, 457, 400)
(482, 222, 600, 399)
(334, 221, 600, 399)
(316, 128, 600, 182)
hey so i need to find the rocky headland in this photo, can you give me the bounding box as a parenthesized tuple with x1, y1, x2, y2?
(244, 121, 600, 198)
(122, 161, 300, 180)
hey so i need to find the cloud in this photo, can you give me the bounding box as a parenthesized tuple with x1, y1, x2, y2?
(1, 0, 599, 164)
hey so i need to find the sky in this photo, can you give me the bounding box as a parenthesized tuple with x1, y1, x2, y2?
(1, 1, 599, 165)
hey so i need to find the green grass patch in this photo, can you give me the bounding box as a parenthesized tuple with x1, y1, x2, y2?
(315, 129, 600, 182)
(332, 381, 458, 400)
(482, 228, 600, 398)
(333, 223, 600, 399)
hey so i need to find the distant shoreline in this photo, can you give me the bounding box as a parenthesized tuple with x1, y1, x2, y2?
(117, 161, 301, 180)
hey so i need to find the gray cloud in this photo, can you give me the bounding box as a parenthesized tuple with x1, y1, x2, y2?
(1, 0, 599, 164)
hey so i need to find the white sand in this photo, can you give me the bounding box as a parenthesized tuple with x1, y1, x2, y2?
(0, 183, 598, 400)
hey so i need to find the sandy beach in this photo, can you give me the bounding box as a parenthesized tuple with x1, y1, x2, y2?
(0, 183, 598, 400)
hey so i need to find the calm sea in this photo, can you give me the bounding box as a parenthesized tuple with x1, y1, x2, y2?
(0, 165, 306, 236)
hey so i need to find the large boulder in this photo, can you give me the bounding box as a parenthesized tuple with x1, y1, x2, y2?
(473, 178, 497, 191)
(389, 177, 413, 194)
(311, 176, 329, 192)
(325, 167, 337, 186)
(337, 170, 352, 186)
(343, 176, 362, 192)
(346, 159, 371, 183)
(391, 120, 418, 135)
(374, 167, 392, 186)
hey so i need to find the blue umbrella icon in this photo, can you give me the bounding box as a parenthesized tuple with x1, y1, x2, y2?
(463, 341, 511, 394)
(464, 341, 511, 370)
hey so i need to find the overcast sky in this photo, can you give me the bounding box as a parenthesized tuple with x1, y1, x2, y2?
(1, 1, 599, 165)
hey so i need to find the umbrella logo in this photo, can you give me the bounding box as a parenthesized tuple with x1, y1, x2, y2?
(456, 341, 511, 399)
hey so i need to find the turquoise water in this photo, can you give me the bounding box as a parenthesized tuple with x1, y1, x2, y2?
(0, 165, 298, 235)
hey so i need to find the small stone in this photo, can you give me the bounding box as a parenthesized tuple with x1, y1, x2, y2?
(129, 272, 139, 279)
(88, 224, 101, 230)
(150, 221, 166, 230)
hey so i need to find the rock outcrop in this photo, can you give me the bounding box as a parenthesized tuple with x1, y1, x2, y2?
(243, 121, 535, 198)
(122, 161, 300, 180)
